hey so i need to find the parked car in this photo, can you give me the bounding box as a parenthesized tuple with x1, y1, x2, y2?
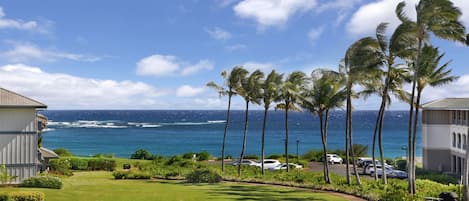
(232, 159, 260, 167)
(268, 163, 303, 170)
(387, 170, 408, 179)
(357, 157, 372, 167)
(326, 154, 343, 164)
(365, 164, 394, 175)
(259, 159, 281, 169)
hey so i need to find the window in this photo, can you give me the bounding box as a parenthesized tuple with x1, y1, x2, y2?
(458, 133, 462, 149)
(458, 157, 462, 174)
(464, 135, 467, 150)
(453, 133, 457, 147)
(453, 155, 457, 173)
(453, 111, 457, 123)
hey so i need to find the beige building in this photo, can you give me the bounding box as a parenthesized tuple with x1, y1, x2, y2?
(0, 88, 47, 183)
(422, 98, 469, 174)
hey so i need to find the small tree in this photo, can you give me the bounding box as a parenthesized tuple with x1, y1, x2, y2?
(0, 164, 17, 184)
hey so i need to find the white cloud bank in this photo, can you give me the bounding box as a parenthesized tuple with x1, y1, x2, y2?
(176, 85, 205, 97)
(347, 0, 469, 36)
(0, 42, 100, 63)
(421, 75, 469, 103)
(233, 0, 317, 29)
(0, 64, 167, 109)
(136, 54, 214, 76)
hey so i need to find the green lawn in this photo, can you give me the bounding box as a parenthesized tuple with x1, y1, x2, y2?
(0, 171, 348, 201)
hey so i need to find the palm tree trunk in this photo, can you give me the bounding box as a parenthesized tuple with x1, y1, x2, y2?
(238, 100, 250, 177)
(411, 90, 422, 191)
(323, 110, 332, 183)
(319, 112, 329, 183)
(261, 106, 268, 175)
(221, 94, 232, 172)
(349, 95, 361, 185)
(345, 85, 351, 185)
(378, 101, 387, 184)
(285, 104, 290, 172)
(372, 109, 382, 181)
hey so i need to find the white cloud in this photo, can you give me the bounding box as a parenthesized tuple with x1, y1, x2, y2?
(0, 7, 50, 33)
(347, 0, 469, 36)
(176, 85, 205, 97)
(205, 27, 232, 40)
(233, 0, 317, 29)
(241, 61, 274, 72)
(0, 42, 100, 63)
(307, 26, 324, 44)
(136, 54, 214, 76)
(0, 64, 167, 109)
(421, 75, 469, 103)
(225, 43, 247, 51)
(136, 55, 180, 76)
(181, 60, 214, 76)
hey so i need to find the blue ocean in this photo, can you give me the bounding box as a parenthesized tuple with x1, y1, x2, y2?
(40, 110, 421, 158)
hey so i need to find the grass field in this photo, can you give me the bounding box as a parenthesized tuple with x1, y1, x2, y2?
(0, 171, 348, 201)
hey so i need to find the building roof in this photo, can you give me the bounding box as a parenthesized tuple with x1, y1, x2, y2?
(0, 88, 47, 108)
(422, 98, 469, 110)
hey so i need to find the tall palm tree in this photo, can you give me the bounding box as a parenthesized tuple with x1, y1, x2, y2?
(276, 71, 306, 172)
(260, 70, 283, 175)
(236, 69, 264, 177)
(395, 0, 466, 194)
(342, 37, 383, 185)
(206, 66, 248, 172)
(301, 69, 346, 184)
(358, 23, 409, 184)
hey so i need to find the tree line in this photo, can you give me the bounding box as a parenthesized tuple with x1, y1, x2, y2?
(208, 0, 469, 198)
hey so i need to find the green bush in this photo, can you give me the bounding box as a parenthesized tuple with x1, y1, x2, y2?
(396, 159, 407, 171)
(20, 176, 62, 189)
(69, 158, 88, 170)
(93, 153, 115, 158)
(87, 158, 116, 171)
(113, 170, 151, 179)
(165, 155, 183, 165)
(182, 152, 195, 159)
(197, 151, 211, 161)
(2, 192, 45, 201)
(53, 148, 72, 157)
(416, 168, 459, 184)
(266, 154, 282, 159)
(186, 169, 222, 183)
(48, 159, 72, 176)
(130, 149, 153, 160)
(244, 154, 259, 160)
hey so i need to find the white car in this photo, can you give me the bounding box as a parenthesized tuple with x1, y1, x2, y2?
(259, 159, 281, 169)
(326, 154, 343, 164)
(365, 164, 394, 175)
(232, 159, 260, 167)
(268, 163, 303, 170)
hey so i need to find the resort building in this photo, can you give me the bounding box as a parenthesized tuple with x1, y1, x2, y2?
(0, 88, 47, 183)
(422, 98, 469, 175)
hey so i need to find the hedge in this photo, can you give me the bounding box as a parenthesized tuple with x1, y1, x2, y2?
(20, 176, 62, 189)
(0, 192, 45, 201)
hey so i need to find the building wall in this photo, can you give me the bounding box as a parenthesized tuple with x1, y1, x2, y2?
(0, 108, 38, 183)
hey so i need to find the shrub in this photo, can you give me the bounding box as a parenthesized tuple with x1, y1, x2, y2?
(396, 159, 407, 171)
(53, 148, 72, 157)
(266, 154, 282, 159)
(130, 149, 153, 160)
(165, 155, 183, 166)
(197, 151, 211, 161)
(48, 159, 72, 176)
(6, 192, 45, 201)
(0, 194, 7, 201)
(182, 152, 195, 159)
(244, 154, 259, 160)
(93, 153, 115, 158)
(87, 158, 116, 171)
(113, 170, 151, 179)
(69, 158, 88, 170)
(186, 169, 222, 183)
(20, 176, 62, 189)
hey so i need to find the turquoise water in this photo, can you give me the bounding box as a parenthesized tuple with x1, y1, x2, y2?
(40, 110, 421, 158)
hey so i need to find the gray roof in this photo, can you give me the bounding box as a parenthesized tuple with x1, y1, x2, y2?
(0, 88, 47, 108)
(422, 98, 469, 110)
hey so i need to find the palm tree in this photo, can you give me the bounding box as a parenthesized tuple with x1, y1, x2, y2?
(260, 70, 283, 175)
(301, 69, 346, 184)
(236, 69, 264, 177)
(358, 23, 409, 184)
(342, 37, 383, 185)
(206, 66, 248, 172)
(395, 0, 466, 194)
(276, 71, 306, 172)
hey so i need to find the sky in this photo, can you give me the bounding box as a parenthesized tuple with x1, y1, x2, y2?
(0, 0, 468, 110)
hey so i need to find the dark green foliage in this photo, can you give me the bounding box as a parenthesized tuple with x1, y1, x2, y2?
(243, 154, 259, 160)
(352, 144, 368, 157)
(4, 192, 45, 201)
(130, 149, 153, 160)
(48, 159, 72, 176)
(416, 168, 459, 184)
(196, 151, 211, 161)
(87, 158, 116, 171)
(266, 154, 282, 159)
(396, 159, 407, 171)
(182, 152, 195, 159)
(53, 148, 72, 157)
(69, 158, 88, 170)
(186, 169, 222, 183)
(165, 156, 183, 166)
(113, 170, 151, 179)
(20, 176, 63, 189)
